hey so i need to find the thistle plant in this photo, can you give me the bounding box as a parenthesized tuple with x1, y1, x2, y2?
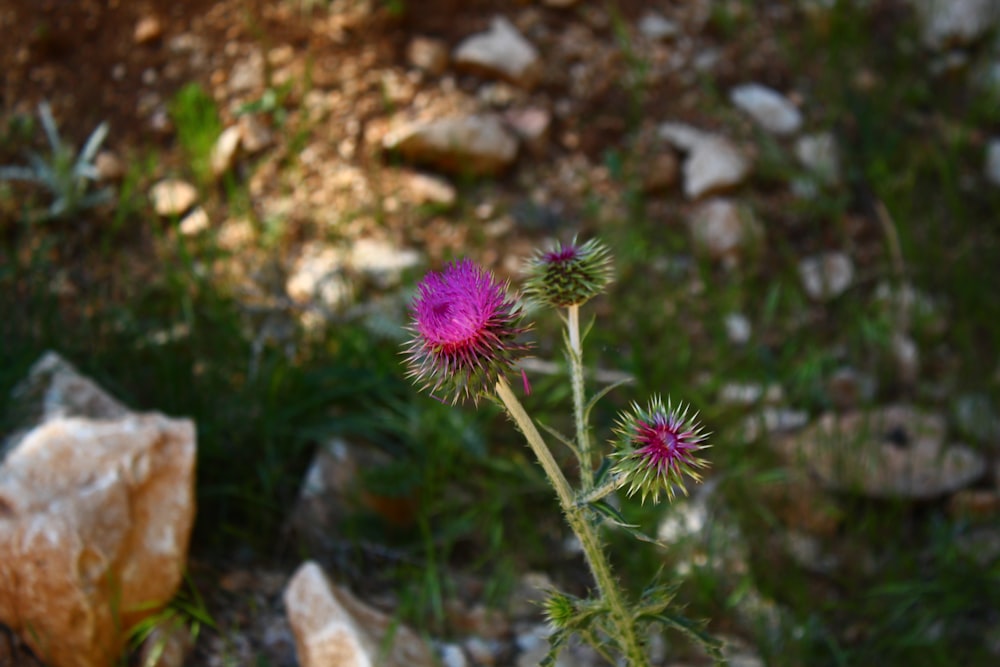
(0, 101, 112, 221)
(403, 240, 722, 666)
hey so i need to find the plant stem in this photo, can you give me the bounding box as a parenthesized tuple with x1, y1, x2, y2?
(567, 304, 593, 489)
(495, 378, 649, 666)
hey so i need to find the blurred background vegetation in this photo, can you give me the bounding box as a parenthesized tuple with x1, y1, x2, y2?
(2, 0, 1000, 665)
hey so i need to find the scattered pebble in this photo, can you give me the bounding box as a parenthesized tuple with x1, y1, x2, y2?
(454, 16, 542, 89)
(407, 36, 449, 76)
(730, 83, 803, 136)
(724, 312, 752, 344)
(150, 179, 198, 217)
(178, 206, 210, 236)
(798, 252, 854, 300)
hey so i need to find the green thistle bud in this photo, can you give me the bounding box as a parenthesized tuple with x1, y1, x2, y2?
(542, 591, 580, 630)
(611, 396, 710, 504)
(523, 238, 613, 308)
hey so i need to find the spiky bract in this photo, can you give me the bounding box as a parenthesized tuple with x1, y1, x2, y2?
(523, 238, 613, 308)
(611, 396, 709, 504)
(404, 259, 529, 403)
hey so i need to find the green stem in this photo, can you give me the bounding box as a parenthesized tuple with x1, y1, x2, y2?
(494, 378, 649, 666)
(567, 304, 593, 489)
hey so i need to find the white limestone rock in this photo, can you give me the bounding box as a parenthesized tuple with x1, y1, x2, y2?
(454, 17, 542, 89)
(688, 198, 762, 263)
(383, 114, 519, 177)
(658, 122, 751, 199)
(730, 83, 803, 135)
(795, 132, 840, 184)
(284, 561, 434, 667)
(150, 179, 198, 216)
(798, 252, 854, 300)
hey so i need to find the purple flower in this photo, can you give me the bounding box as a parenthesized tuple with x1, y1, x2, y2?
(523, 238, 613, 309)
(404, 259, 529, 403)
(611, 396, 709, 503)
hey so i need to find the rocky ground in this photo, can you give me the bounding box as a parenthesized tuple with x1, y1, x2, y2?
(3, 0, 1000, 665)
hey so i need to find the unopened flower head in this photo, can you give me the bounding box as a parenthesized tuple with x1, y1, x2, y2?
(611, 396, 709, 504)
(404, 259, 529, 403)
(523, 237, 613, 308)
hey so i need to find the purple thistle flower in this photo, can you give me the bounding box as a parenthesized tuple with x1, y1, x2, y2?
(611, 396, 710, 504)
(523, 238, 613, 309)
(404, 259, 530, 403)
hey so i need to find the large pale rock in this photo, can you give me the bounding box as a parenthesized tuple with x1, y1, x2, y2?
(0, 354, 196, 667)
(383, 114, 518, 177)
(284, 561, 434, 667)
(778, 405, 986, 499)
(454, 17, 542, 89)
(658, 122, 751, 199)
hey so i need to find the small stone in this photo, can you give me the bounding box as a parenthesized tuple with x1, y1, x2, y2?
(454, 16, 542, 89)
(150, 179, 198, 216)
(795, 132, 840, 184)
(284, 562, 434, 667)
(94, 150, 125, 182)
(719, 382, 765, 406)
(891, 332, 920, 385)
(134, 16, 163, 45)
(178, 206, 210, 236)
(463, 637, 499, 665)
(403, 172, 457, 208)
(348, 238, 422, 288)
(730, 83, 803, 135)
(383, 114, 519, 177)
(724, 312, 752, 344)
(659, 122, 751, 198)
(238, 114, 273, 154)
(798, 252, 854, 300)
(689, 198, 762, 263)
(286, 244, 352, 312)
(503, 107, 551, 156)
(407, 36, 449, 75)
(986, 139, 1000, 186)
(228, 50, 264, 94)
(638, 13, 680, 41)
(210, 125, 242, 177)
(439, 643, 468, 667)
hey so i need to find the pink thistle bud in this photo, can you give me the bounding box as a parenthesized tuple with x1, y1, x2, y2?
(523, 237, 613, 309)
(611, 396, 710, 504)
(404, 259, 530, 403)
